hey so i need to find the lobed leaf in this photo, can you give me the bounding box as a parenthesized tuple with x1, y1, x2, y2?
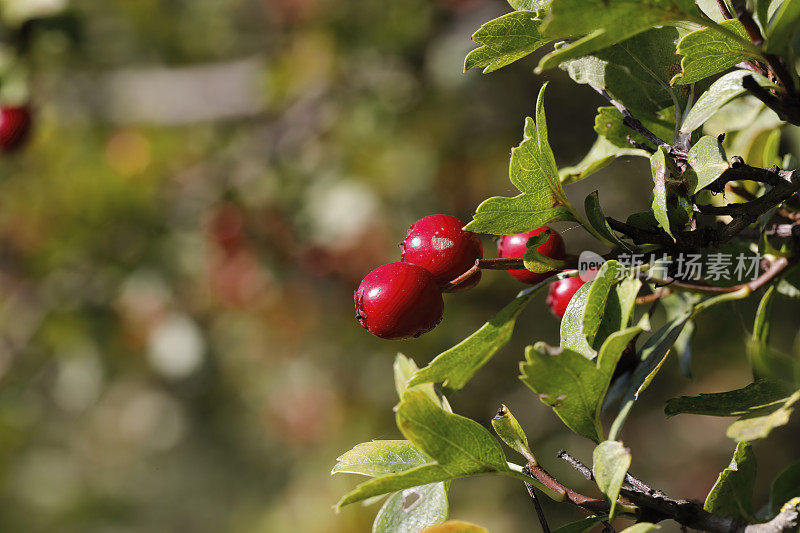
(465, 11, 549, 74)
(672, 19, 751, 85)
(467, 84, 577, 234)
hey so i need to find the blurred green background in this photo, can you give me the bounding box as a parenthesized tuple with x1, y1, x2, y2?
(0, 0, 797, 532)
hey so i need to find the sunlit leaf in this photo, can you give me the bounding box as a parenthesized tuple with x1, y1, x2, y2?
(672, 19, 751, 85)
(704, 441, 757, 521)
(465, 11, 549, 74)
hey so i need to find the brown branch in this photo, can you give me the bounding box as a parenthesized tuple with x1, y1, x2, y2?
(589, 85, 668, 149)
(647, 256, 790, 295)
(714, 0, 733, 19)
(521, 463, 552, 533)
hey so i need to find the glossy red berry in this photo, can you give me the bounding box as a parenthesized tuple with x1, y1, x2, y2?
(497, 226, 566, 284)
(401, 214, 483, 291)
(0, 106, 31, 152)
(546, 276, 585, 319)
(354, 262, 444, 339)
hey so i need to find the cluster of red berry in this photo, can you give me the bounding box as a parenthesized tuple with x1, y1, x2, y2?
(0, 105, 32, 153)
(354, 214, 585, 339)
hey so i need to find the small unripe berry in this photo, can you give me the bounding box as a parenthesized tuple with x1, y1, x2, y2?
(497, 226, 565, 284)
(401, 214, 483, 291)
(0, 106, 31, 152)
(546, 276, 585, 319)
(354, 262, 444, 339)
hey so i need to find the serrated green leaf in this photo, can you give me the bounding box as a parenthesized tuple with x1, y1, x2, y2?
(594, 106, 675, 150)
(559, 136, 648, 184)
(585, 192, 632, 250)
(593, 441, 631, 519)
(765, 0, 800, 53)
(422, 520, 488, 533)
(336, 390, 567, 509)
(558, 28, 684, 115)
(770, 460, 800, 516)
(672, 19, 752, 85)
(551, 515, 609, 533)
(521, 343, 607, 442)
(465, 11, 549, 74)
(704, 441, 757, 521)
(680, 70, 774, 134)
(560, 260, 622, 358)
(333, 440, 429, 477)
(686, 135, 729, 194)
(408, 285, 543, 390)
(537, 0, 700, 71)
(467, 84, 577, 234)
(373, 483, 448, 533)
(520, 319, 645, 443)
(397, 390, 508, 472)
(492, 404, 532, 460)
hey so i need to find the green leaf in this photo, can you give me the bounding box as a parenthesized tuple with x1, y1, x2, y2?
(619, 524, 660, 533)
(665, 379, 795, 416)
(523, 230, 568, 273)
(650, 145, 676, 240)
(333, 440, 429, 477)
(520, 343, 607, 442)
(537, 0, 700, 71)
(585, 192, 632, 250)
(560, 260, 623, 358)
(520, 319, 646, 443)
(672, 19, 752, 85)
(408, 285, 543, 390)
(680, 70, 774, 134)
(492, 404, 532, 460)
(558, 27, 684, 115)
(747, 286, 800, 386)
(770, 460, 800, 516)
(593, 440, 631, 519)
(764, 0, 800, 53)
(726, 390, 800, 441)
(397, 390, 508, 472)
(467, 84, 577, 234)
(422, 520, 489, 533)
(594, 106, 675, 149)
(559, 136, 648, 184)
(704, 441, 757, 521)
(551, 516, 609, 533)
(373, 483, 448, 533)
(337, 391, 566, 508)
(686, 135, 729, 194)
(465, 11, 549, 74)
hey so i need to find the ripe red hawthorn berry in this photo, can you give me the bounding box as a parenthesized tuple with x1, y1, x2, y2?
(401, 214, 483, 291)
(354, 262, 444, 340)
(0, 106, 31, 152)
(546, 276, 585, 319)
(497, 226, 565, 284)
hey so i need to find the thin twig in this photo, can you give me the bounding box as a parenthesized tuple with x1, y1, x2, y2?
(647, 256, 790, 295)
(522, 463, 551, 533)
(590, 85, 668, 149)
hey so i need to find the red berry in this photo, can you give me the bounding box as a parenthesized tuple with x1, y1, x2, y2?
(354, 262, 444, 339)
(0, 106, 31, 152)
(401, 214, 483, 291)
(497, 226, 565, 284)
(546, 276, 585, 319)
